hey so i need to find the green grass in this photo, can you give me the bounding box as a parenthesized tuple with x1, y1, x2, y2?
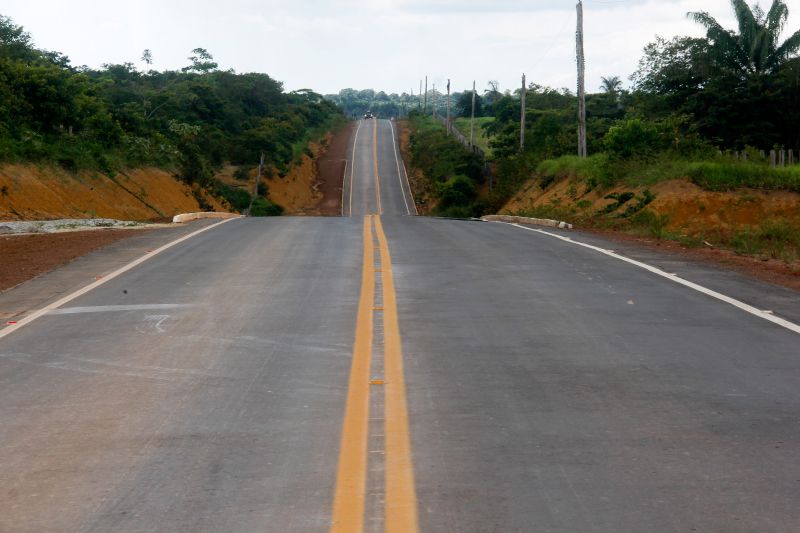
(453, 117, 494, 157)
(686, 161, 800, 192)
(536, 154, 800, 192)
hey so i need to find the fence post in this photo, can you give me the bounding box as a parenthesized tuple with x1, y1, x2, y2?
(770, 150, 777, 167)
(790, 149, 795, 165)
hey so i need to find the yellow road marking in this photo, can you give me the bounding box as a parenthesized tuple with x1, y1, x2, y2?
(374, 216, 419, 533)
(331, 216, 375, 533)
(373, 120, 383, 215)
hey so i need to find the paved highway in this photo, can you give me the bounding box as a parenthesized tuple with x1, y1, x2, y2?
(1, 118, 799, 532)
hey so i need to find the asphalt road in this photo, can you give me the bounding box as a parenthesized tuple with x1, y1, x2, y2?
(1, 118, 799, 532)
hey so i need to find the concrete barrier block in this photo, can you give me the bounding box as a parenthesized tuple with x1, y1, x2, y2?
(481, 215, 573, 230)
(172, 212, 241, 223)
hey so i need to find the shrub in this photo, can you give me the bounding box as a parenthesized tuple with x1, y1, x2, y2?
(234, 166, 252, 181)
(630, 209, 670, 239)
(213, 181, 251, 212)
(250, 197, 283, 216)
(437, 175, 477, 211)
(603, 119, 664, 159)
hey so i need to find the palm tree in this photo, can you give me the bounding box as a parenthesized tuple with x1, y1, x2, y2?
(600, 76, 622, 94)
(688, 0, 800, 76)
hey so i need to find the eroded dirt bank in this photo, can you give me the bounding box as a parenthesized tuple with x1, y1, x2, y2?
(503, 176, 800, 291)
(0, 165, 225, 221)
(213, 123, 354, 216)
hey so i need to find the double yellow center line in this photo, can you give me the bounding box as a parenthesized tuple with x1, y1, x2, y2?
(373, 119, 383, 215)
(331, 215, 417, 533)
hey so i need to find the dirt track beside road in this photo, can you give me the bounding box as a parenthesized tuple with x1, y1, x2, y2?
(0, 230, 145, 292)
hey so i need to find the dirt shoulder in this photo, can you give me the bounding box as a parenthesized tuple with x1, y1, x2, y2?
(579, 227, 800, 293)
(316, 122, 355, 215)
(1, 229, 147, 292)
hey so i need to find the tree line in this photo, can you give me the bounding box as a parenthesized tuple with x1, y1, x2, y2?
(0, 15, 342, 191)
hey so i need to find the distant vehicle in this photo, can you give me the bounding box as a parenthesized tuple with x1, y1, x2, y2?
(364, 112, 374, 119)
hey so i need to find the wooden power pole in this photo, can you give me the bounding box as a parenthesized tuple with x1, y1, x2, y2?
(446, 79, 451, 135)
(470, 80, 476, 147)
(576, 0, 587, 158)
(419, 80, 423, 110)
(432, 84, 437, 118)
(520, 73, 526, 152)
(424, 76, 428, 114)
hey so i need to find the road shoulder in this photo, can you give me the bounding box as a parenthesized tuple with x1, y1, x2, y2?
(0, 220, 221, 323)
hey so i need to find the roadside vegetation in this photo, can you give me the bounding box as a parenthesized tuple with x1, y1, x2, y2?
(453, 117, 494, 157)
(406, 114, 485, 218)
(0, 15, 345, 215)
(401, 0, 800, 262)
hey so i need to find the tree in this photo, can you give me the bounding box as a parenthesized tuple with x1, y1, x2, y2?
(455, 90, 482, 118)
(483, 80, 502, 107)
(141, 49, 153, 67)
(182, 48, 218, 73)
(600, 76, 622, 94)
(0, 15, 37, 62)
(688, 0, 800, 77)
(631, 36, 710, 97)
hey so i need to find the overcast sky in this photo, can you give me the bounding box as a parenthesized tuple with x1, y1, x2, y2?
(3, 1, 798, 95)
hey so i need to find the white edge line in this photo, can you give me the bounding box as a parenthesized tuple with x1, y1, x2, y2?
(346, 120, 362, 217)
(388, 120, 411, 215)
(0, 218, 237, 340)
(503, 222, 800, 336)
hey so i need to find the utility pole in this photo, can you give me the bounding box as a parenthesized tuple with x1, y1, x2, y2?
(520, 73, 526, 152)
(446, 79, 451, 135)
(419, 80, 423, 110)
(432, 84, 437, 119)
(470, 80, 476, 147)
(576, 0, 587, 158)
(424, 76, 428, 114)
(248, 151, 265, 215)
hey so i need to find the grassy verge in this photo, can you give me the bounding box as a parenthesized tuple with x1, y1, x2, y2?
(453, 117, 494, 157)
(536, 154, 800, 192)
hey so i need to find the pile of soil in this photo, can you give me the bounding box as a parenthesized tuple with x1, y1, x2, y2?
(0, 230, 144, 292)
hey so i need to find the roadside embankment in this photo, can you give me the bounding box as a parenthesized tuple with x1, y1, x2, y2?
(212, 123, 354, 216)
(502, 173, 800, 289)
(0, 164, 227, 222)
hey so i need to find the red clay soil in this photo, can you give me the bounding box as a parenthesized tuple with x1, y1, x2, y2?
(583, 227, 800, 293)
(0, 230, 144, 292)
(316, 122, 356, 215)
